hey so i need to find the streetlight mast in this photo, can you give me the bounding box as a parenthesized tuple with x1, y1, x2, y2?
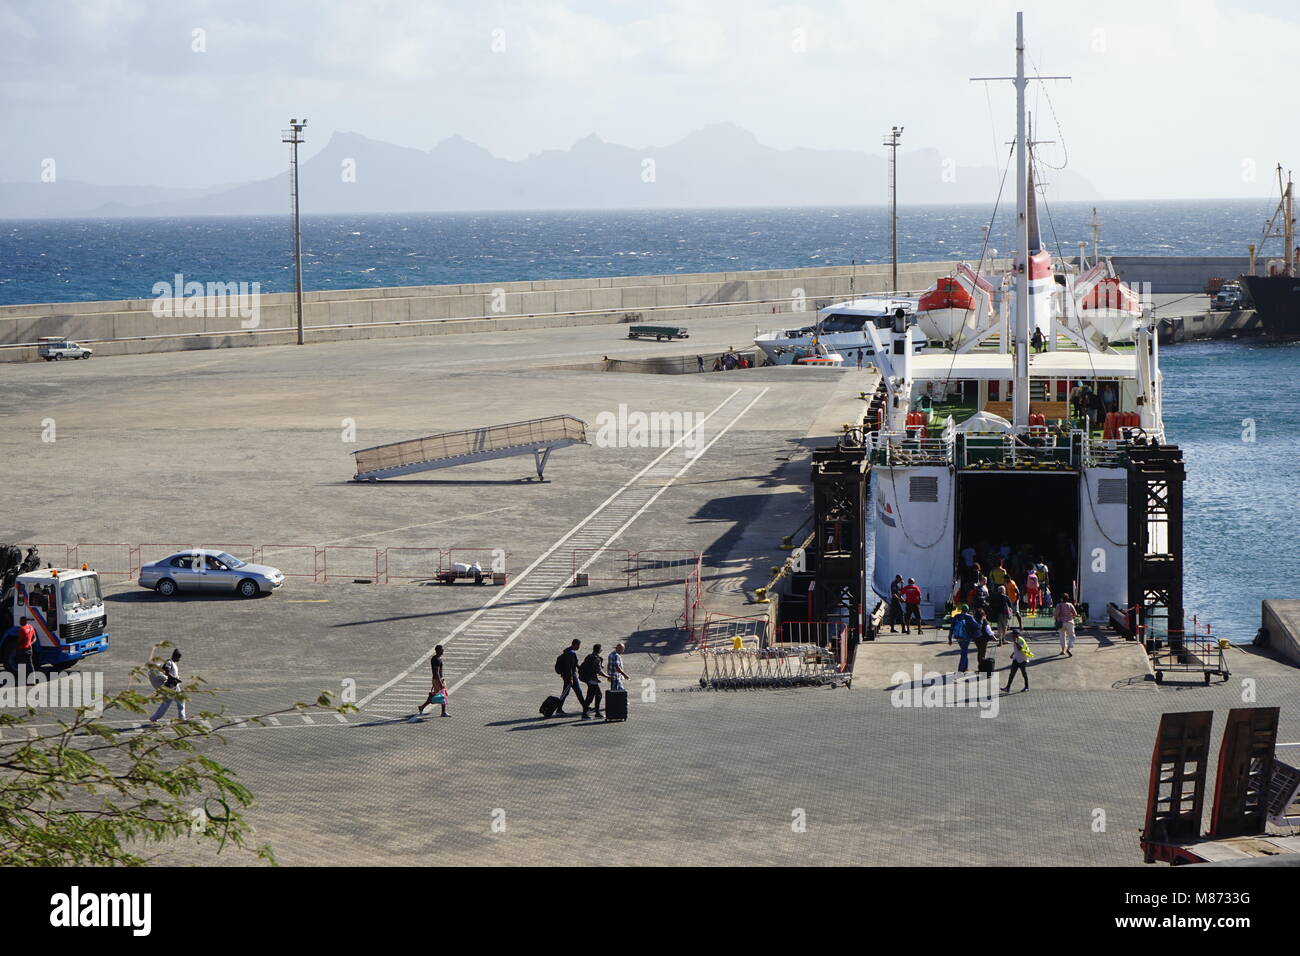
(282, 118, 308, 345)
(883, 126, 903, 292)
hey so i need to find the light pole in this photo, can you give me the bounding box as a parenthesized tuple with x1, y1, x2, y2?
(282, 118, 308, 345)
(883, 126, 903, 292)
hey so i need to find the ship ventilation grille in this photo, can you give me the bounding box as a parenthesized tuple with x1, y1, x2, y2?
(909, 476, 939, 502)
(1097, 479, 1127, 505)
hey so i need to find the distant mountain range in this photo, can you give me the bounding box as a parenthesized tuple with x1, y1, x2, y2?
(0, 123, 1100, 219)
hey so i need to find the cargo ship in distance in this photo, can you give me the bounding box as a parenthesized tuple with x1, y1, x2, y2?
(1240, 165, 1300, 340)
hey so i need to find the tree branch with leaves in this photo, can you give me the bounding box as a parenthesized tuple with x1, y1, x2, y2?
(0, 653, 354, 866)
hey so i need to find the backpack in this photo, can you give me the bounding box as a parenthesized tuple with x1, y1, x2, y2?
(554, 651, 569, 676)
(147, 663, 167, 690)
(578, 653, 600, 682)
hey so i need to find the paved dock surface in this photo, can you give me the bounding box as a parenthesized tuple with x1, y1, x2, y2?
(854, 627, 1154, 691)
(1, 310, 1297, 866)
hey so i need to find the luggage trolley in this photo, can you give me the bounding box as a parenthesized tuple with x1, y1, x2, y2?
(1151, 624, 1231, 685)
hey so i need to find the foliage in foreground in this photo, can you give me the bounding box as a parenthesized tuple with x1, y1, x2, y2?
(0, 650, 354, 866)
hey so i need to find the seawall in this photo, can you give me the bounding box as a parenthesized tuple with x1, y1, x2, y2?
(1111, 256, 1252, 294)
(0, 260, 992, 363)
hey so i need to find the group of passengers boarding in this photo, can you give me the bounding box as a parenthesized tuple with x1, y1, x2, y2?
(887, 544, 1083, 692)
(959, 541, 1069, 615)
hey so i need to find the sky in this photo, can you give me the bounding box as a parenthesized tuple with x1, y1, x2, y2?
(2, 0, 1299, 201)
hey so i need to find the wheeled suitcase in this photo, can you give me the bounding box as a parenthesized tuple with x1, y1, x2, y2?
(978, 656, 995, 675)
(604, 689, 628, 722)
(540, 695, 561, 718)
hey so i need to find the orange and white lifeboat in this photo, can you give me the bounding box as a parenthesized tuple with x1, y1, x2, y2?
(914, 263, 995, 343)
(1076, 262, 1142, 343)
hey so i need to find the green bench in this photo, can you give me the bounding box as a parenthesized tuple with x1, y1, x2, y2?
(627, 325, 689, 341)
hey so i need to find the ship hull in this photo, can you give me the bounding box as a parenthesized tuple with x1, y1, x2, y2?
(870, 463, 1131, 624)
(1241, 275, 1300, 339)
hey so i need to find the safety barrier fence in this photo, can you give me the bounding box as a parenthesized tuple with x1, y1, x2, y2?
(383, 547, 444, 583)
(776, 620, 856, 675)
(572, 548, 704, 588)
(700, 644, 848, 690)
(13, 543, 71, 569)
(696, 612, 767, 651)
(321, 546, 382, 584)
(632, 550, 701, 586)
(17, 543, 699, 589)
(17, 542, 484, 586)
(682, 555, 704, 640)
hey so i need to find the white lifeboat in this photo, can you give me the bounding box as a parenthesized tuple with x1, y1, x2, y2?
(914, 263, 996, 343)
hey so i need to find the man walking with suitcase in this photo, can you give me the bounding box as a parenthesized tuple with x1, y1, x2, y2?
(554, 639, 586, 717)
(578, 644, 608, 720)
(604, 642, 630, 722)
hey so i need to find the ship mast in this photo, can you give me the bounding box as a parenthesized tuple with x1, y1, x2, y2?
(1088, 207, 1102, 266)
(1259, 164, 1295, 277)
(971, 12, 1067, 427)
(1286, 170, 1294, 278)
(1012, 17, 1030, 426)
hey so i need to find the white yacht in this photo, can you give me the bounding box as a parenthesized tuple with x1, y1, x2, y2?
(754, 296, 924, 367)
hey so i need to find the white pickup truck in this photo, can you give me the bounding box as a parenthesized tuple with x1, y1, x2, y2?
(37, 339, 93, 361)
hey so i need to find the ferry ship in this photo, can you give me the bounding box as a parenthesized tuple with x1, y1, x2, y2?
(861, 13, 1185, 638)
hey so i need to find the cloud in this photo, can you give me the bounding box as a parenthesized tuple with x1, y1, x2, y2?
(2, 0, 1299, 199)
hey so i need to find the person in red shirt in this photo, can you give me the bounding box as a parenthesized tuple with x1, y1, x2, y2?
(3, 617, 37, 681)
(900, 578, 924, 635)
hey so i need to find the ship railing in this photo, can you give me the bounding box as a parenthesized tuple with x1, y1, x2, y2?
(955, 430, 1083, 470)
(867, 429, 955, 466)
(1084, 438, 1129, 468)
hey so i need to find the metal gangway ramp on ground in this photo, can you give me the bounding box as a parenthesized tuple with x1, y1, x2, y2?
(352, 415, 588, 482)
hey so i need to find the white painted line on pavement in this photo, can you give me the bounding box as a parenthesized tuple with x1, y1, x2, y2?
(447, 387, 769, 695)
(357, 388, 744, 708)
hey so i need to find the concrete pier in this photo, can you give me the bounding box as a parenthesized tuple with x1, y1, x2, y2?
(0, 259, 993, 363)
(1262, 600, 1300, 667)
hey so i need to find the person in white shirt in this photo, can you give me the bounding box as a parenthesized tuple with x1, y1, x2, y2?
(150, 649, 188, 721)
(1055, 593, 1078, 657)
(607, 644, 628, 691)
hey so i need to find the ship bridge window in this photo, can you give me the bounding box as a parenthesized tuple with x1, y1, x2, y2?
(819, 314, 870, 333)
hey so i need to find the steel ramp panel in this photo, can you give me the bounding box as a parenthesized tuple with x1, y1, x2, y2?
(352, 415, 588, 481)
(1142, 710, 1212, 863)
(1209, 706, 1280, 839)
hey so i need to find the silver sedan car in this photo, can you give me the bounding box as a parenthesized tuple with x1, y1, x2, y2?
(138, 550, 285, 598)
